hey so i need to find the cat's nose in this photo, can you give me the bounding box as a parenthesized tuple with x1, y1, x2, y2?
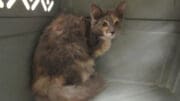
(111, 31, 115, 34)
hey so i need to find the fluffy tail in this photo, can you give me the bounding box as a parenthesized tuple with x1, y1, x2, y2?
(34, 74, 105, 101)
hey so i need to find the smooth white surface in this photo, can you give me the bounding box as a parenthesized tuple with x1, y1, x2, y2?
(93, 82, 179, 101)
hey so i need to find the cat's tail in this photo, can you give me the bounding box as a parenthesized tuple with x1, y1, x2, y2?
(33, 74, 105, 101)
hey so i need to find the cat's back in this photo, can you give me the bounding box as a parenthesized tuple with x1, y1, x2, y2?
(47, 14, 87, 35)
(35, 14, 88, 57)
(33, 14, 91, 78)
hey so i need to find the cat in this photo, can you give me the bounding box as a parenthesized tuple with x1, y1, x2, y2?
(32, 1, 126, 101)
(87, 1, 126, 58)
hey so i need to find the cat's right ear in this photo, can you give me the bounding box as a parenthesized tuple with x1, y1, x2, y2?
(115, 0, 126, 18)
(90, 3, 103, 24)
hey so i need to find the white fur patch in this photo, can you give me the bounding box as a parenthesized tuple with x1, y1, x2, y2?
(94, 38, 111, 58)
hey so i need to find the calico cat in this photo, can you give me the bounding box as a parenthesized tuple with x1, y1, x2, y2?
(88, 1, 126, 58)
(32, 1, 126, 101)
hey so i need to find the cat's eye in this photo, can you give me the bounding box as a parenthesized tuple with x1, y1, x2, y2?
(102, 21, 108, 27)
(114, 21, 119, 26)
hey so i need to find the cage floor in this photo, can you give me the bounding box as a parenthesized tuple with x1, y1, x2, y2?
(93, 81, 179, 101)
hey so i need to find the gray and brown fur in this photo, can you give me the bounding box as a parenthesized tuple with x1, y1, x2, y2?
(87, 1, 126, 58)
(32, 1, 126, 101)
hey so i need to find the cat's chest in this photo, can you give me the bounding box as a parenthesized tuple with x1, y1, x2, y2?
(94, 38, 111, 57)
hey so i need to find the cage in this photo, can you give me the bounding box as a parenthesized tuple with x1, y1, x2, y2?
(0, 0, 180, 101)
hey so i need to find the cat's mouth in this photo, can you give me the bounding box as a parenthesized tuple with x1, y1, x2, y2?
(104, 32, 116, 39)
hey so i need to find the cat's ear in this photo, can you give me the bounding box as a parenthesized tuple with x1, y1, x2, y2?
(90, 3, 103, 22)
(115, 0, 126, 18)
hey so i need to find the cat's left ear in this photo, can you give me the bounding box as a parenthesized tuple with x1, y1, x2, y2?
(115, 0, 126, 18)
(90, 3, 103, 25)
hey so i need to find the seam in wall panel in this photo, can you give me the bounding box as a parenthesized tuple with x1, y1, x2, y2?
(173, 70, 180, 93)
(125, 18, 180, 22)
(0, 16, 54, 18)
(155, 34, 179, 88)
(165, 36, 180, 91)
(0, 30, 41, 39)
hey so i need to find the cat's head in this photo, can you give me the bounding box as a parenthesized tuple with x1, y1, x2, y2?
(90, 1, 126, 39)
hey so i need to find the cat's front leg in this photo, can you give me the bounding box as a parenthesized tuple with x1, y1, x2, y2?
(92, 36, 112, 58)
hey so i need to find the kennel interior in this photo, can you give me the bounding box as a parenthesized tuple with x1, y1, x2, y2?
(0, 0, 180, 101)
